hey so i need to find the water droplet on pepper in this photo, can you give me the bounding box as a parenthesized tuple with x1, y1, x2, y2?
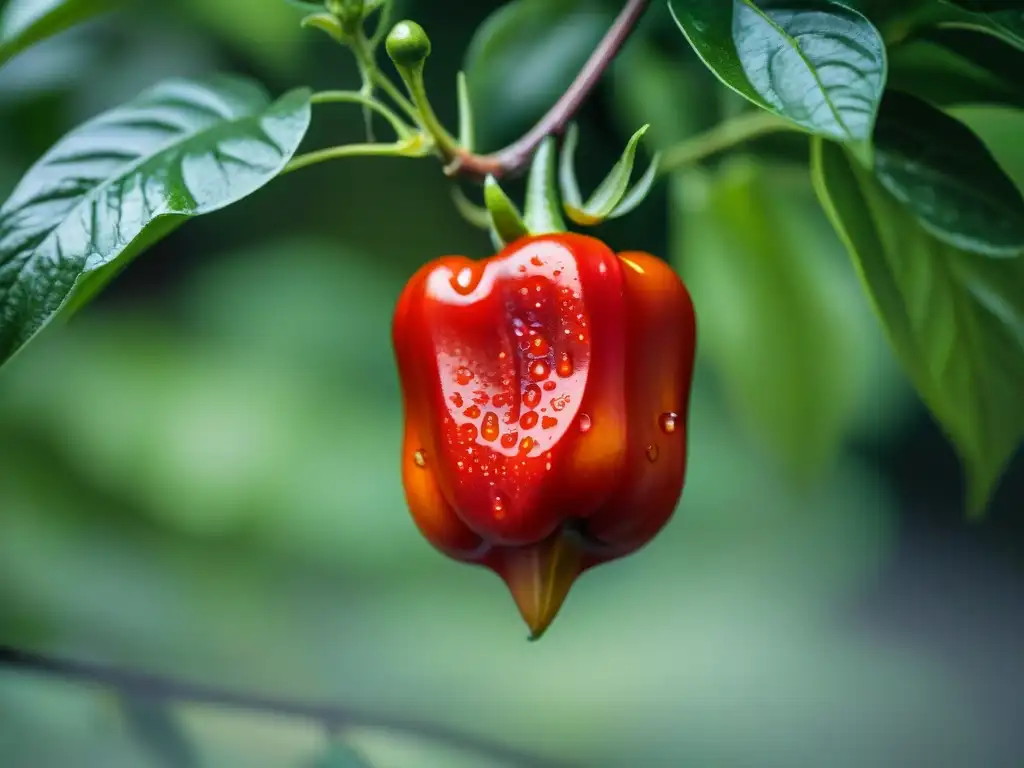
(482, 412, 500, 441)
(659, 412, 679, 434)
(523, 384, 541, 409)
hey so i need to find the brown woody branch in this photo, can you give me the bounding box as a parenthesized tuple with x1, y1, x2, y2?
(445, 0, 652, 181)
(0, 644, 579, 768)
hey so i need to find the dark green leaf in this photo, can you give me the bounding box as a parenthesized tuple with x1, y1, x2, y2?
(945, 1, 1024, 11)
(673, 160, 868, 479)
(887, 28, 1024, 109)
(121, 698, 200, 768)
(935, 3, 1024, 51)
(0, 0, 116, 68)
(872, 90, 1024, 256)
(464, 0, 613, 148)
(0, 76, 312, 367)
(812, 136, 1024, 514)
(669, 0, 886, 150)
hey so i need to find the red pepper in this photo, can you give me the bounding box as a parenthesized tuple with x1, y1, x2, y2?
(393, 233, 696, 638)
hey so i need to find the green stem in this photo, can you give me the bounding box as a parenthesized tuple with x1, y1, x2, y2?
(659, 111, 798, 174)
(310, 90, 412, 138)
(281, 139, 428, 175)
(394, 66, 459, 163)
(350, 34, 420, 125)
(369, 0, 393, 48)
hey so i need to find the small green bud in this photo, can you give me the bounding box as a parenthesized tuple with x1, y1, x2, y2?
(386, 21, 431, 69)
(324, 0, 365, 34)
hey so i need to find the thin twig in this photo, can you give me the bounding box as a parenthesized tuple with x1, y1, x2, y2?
(0, 645, 579, 768)
(448, 0, 652, 181)
(659, 111, 797, 174)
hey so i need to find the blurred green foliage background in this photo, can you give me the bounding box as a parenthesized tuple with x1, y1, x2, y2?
(1, 0, 1023, 765)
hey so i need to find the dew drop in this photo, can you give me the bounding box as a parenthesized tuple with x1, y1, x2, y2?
(646, 444, 659, 462)
(460, 423, 478, 441)
(556, 352, 573, 378)
(492, 392, 509, 407)
(472, 390, 490, 405)
(413, 450, 426, 468)
(543, 381, 557, 391)
(521, 411, 539, 429)
(530, 255, 543, 267)
(541, 416, 558, 430)
(449, 393, 464, 408)
(482, 412, 500, 441)
(523, 384, 542, 409)
(492, 492, 507, 519)
(529, 336, 550, 356)
(463, 404, 481, 419)
(578, 413, 592, 433)
(529, 360, 550, 381)
(550, 394, 569, 411)
(455, 366, 474, 385)
(519, 436, 535, 454)
(501, 431, 518, 449)
(659, 412, 679, 434)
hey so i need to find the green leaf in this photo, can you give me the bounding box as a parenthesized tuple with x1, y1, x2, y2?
(953, 105, 1024, 190)
(934, 2, 1024, 52)
(120, 698, 200, 768)
(669, 0, 886, 152)
(0, 76, 312, 368)
(464, 0, 613, 147)
(0, 0, 116, 69)
(812, 136, 1024, 514)
(523, 136, 565, 234)
(886, 28, 1024, 109)
(673, 160, 867, 480)
(871, 90, 1024, 256)
(946, 1, 1024, 9)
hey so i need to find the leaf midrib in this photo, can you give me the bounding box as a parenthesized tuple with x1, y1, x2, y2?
(0, 95, 273, 307)
(741, 0, 855, 140)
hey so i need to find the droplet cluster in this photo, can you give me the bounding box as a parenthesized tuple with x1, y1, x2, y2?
(430, 243, 593, 519)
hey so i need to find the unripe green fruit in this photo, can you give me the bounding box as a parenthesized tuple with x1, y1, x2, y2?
(386, 21, 431, 68)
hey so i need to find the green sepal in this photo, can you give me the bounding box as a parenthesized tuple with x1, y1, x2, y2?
(558, 123, 584, 211)
(300, 12, 344, 41)
(524, 137, 566, 234)
(484, 175, 529, 246)
(561, 123, 653, 225)
(609, 151, 660, 219)
(457, 71, 475, 151)
(451, 186, 491, 230)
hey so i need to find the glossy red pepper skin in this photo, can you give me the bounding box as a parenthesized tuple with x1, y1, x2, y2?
(393, 233, 696, 638)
